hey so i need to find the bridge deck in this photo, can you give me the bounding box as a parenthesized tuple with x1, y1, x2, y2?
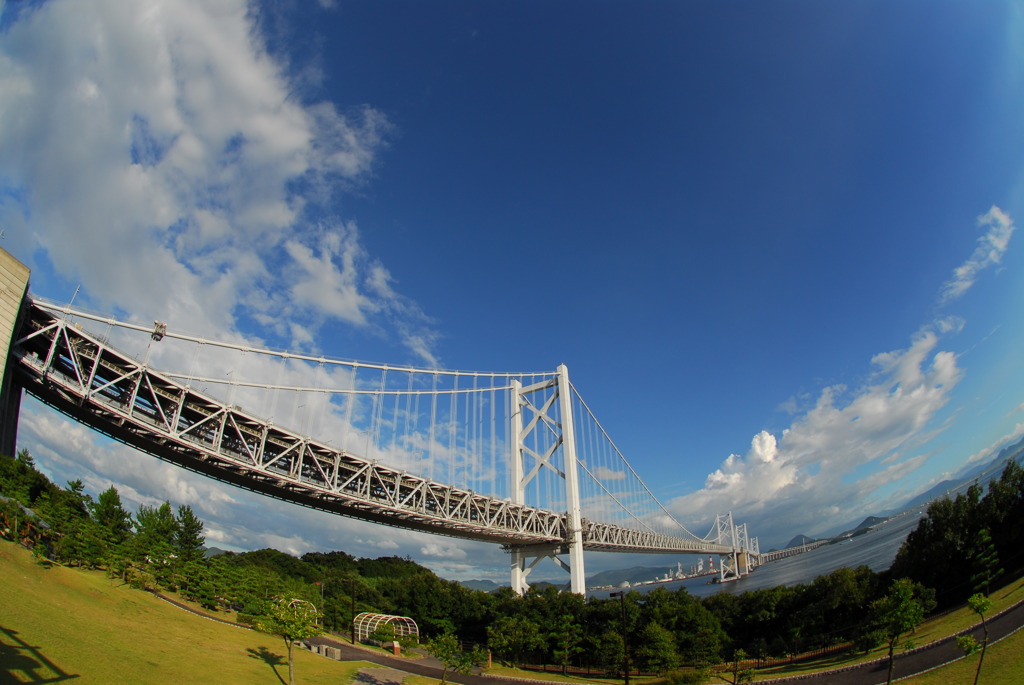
(11, 299, 732, 555)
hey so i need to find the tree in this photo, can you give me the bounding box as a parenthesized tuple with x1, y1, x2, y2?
(92, 486, 132, 546)
(968, 528, 1003, 597)
(174, 504, 205, 563)
(890, 485, 982, 607)
(715, 649, 754, 684)
(871, 578, 928, 685)
(256, 598, 322, 685)
(677, 600, 727, 666)
(0, 449, 55, 505)
(595, 629, 626, 676)
(426, 631, 487, 684)
(39, 480, 105, 567)
(549, 613, 585, 675)
(956, 592, 993, 685)
(134, 502, 178, 558)
(369, 620, 397, 646)
(635, 622, 680, 675)
(487, 615, 545, 667)
(131, 501, 179, 586)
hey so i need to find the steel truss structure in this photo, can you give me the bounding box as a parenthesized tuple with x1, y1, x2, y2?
(9, 297, 757, 593)
(12, 300, 564, 545)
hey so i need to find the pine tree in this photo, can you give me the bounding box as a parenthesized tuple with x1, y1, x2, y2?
(175, 504, 205, 563)
(92, 486, 132, 545)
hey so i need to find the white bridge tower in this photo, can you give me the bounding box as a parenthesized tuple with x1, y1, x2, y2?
(508, 364, 586, 595)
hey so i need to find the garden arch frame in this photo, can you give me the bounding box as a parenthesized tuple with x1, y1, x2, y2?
(353, 612, 419, 642)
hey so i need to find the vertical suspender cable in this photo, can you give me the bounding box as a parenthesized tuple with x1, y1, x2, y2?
(448, 373, 458, 487)
(368, 367, 386, 460)
(412, 376, 422, 475)
(490, 375, 497, 499)
(342, 366, 357, 452)
(428, 373, 438, 482)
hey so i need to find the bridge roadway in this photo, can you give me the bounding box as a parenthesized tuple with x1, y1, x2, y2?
(10, 297, 735, 557)
(760, 539, 830, 562)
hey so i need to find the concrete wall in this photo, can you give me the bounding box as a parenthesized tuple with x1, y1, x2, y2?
(0, 248, 30, 457)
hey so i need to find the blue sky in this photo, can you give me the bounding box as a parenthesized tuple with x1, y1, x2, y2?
(1, 0, 1023, 582)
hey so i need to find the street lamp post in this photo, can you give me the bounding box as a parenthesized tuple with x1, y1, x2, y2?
(609, 591, 630, 685)
(350, 577, 357, 645)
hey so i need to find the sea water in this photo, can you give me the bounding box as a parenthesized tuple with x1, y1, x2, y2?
(589, 510, 925, 600)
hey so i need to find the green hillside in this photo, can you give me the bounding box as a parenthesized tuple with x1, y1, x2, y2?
(0, 541, 370, 684)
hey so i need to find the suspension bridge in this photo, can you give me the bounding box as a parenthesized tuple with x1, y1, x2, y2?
(0, 249, 760, 594)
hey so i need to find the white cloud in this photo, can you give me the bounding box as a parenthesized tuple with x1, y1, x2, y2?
(420, 543, 469, 560)
(285, 225, 375, 326)
(669, 325, 963, 544)
(940, 205, 1016, 304)
(595, 465, 627, 481)
(0, 0, 436, 364)
(355, 538, 400, 551)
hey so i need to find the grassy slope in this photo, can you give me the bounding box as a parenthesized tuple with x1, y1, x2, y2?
(0, 542, 371, 684)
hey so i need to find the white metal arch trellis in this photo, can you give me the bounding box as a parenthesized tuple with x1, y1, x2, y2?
(353, 612, 419, 642)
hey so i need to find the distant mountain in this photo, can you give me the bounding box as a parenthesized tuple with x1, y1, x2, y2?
(203, 546, 229, 558)
(854, 516, 887, 531)
(783, 534, 819, 549)
(829, 515, 890, 540)
(958, 434, 1024, 483)
(587, 565, 680, 588)
(458, 579, 506, 592)
(900, 434, 1024, 513)
(901, 480, 959, 512)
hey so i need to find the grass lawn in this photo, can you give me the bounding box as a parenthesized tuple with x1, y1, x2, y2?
(0, 542, 375, 684)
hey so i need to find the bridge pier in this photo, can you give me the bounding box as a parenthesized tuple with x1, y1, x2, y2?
(509, 364, 586, 595)
(509, 543, 574, 595)
(0, 248, 29, 458)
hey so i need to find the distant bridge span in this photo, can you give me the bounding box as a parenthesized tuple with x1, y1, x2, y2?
(0, 249, 758, 592)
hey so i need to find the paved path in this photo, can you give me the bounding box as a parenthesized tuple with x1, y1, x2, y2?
(306, 636, 504, 685)
(759, 598, 1024, 684)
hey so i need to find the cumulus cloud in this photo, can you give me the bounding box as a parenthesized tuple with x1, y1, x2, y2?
(940, 206, 1016, 304)
(0, 0, 436, 364)
(669, 325, 963, 544)
(356, 538, 400, 551)
(420, 543, 469, 560)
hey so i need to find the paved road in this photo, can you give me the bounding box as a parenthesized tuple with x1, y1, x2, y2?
(750, 598, 1024, 684)
(309, 599, 1024, 685)
(306, 636, 502, 685)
